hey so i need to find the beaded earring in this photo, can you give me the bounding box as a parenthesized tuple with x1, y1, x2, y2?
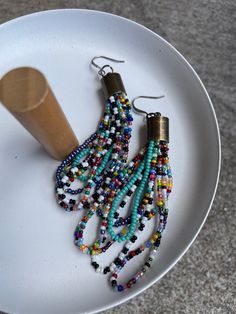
(55, 56, 133, 211)
(88, 96, 173, 291)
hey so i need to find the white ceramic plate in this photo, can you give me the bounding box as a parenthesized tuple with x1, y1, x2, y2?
(0, 9, 220, 314)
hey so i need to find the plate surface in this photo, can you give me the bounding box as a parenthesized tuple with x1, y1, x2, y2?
(0, 9, 220, 314)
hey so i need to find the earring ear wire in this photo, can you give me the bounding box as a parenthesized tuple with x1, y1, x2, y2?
(91, 56, 125, 77)
(132, 95, 165, 117)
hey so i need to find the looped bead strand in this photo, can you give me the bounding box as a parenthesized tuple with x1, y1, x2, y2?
(55, 93, 133, 212)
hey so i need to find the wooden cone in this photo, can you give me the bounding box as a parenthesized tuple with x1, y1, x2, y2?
(0, 67, 79, 160)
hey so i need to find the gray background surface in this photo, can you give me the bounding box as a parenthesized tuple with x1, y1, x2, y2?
(0, 1, 235, 313)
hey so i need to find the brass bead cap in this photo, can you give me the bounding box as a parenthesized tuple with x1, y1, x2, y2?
(147, 114, 169, 142)
(101, 72, 126, 99)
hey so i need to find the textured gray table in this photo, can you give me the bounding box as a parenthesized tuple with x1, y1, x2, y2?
(0, 1, 235, 313)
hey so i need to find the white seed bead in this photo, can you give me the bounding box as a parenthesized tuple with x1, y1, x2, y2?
(110, 265, 115, 272)
(131, 186, 136, 192)
(124, 196, 129, 202)
(110, 263, 116, 271)
(96, 267, 103, 273)
(126, 242, 132, 249)
(91, 256, 98, 262)
(119, 253, 125, 259)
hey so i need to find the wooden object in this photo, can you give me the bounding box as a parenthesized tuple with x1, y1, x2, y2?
(0, 67, 79, 160)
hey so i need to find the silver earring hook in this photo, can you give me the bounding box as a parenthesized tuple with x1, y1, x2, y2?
(132, 95, 165, 117)
(91, 56, 125, 76)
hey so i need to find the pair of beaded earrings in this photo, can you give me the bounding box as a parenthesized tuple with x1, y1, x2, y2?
(55, 56, 173, 292)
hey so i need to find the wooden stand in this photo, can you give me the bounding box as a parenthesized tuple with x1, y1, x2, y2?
(0, 67, 79, 160)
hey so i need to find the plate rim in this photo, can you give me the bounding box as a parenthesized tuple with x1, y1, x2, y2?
(0, 8, 221, 314)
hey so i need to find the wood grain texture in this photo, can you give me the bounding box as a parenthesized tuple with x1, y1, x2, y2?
(0, 67, 79, 160)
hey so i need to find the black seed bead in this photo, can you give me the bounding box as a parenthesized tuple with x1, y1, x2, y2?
(148, 198, 153, 205)
(126, 217, 131, 223)
(111, 280, 117, 287)
(114, 212, 119, 219)
(127, 190, 132, 196)
(91, 262, 99, 269)
(83, 201, 90, 209)
(69, 199, 76, 204)
(58, 194, 66, 200)
(154, 240, 160, 247)
(103, 267, 110, 274)
(130, 235, 137, 243)
(122, 247, 129, 254)
(145, 262, 151, 268)
(144, 211, 149, 218)
(120, 201, 126, 208)
(101, 237, 106, 243)
(135, 248, 141, 255)
(114, 258, 122, 266)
